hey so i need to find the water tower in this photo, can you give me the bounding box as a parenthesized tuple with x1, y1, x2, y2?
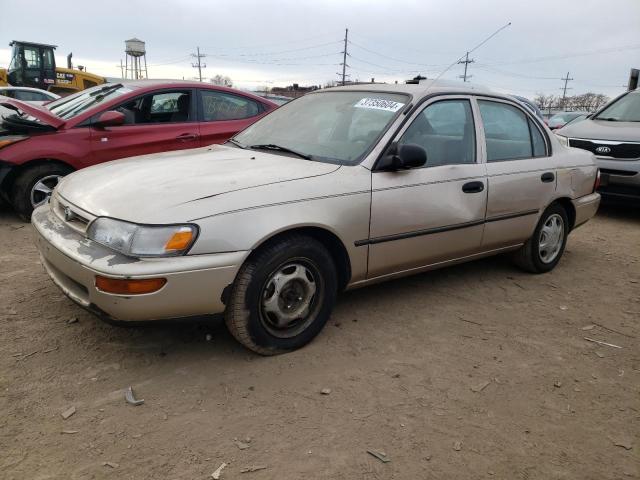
(125, 38, 148, 79)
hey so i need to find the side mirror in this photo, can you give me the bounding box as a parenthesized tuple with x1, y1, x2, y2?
(378, 142, 427, 171)
(94, 110, 125, 128)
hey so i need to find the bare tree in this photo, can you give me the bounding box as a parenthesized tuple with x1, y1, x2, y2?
(210, 74, 233, 87)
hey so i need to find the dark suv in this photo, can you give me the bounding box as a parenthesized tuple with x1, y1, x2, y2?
(555, 89, 640, 202)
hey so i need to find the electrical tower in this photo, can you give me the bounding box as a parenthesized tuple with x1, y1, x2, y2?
(458, 52, 474, 82)
(191, 47, 207, 82)
(337, 28, 350, 86)
(560, 71, 574, 108)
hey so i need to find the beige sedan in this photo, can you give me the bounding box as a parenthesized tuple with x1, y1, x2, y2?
(32, 82, 600, 354)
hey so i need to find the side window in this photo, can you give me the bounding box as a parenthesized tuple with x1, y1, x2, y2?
(478, 100, 546, 162)
(23, 47, 41, 68)
(200, 90, 261, 121)
(14, 90, 48, 101)
(398, 99, 476, 167)
(115, 90, 192, 125)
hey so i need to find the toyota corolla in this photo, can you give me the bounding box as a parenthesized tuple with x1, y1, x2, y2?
(32, 82, 601, 354)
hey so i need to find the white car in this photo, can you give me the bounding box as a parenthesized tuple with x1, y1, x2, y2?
(0, 86, 60, 117)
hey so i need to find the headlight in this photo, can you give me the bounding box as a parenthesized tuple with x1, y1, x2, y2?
(0, 135, 28, 149)
(554, 134, 569, 147)
(87, 217, 198, 257)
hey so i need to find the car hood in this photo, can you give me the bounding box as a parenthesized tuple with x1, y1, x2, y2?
(0, 99, 65, 128)
(57, 144, 341, 223)
(556, 118, 640, 142)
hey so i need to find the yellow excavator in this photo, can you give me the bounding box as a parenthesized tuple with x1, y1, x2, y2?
(0, 40, 105, 95)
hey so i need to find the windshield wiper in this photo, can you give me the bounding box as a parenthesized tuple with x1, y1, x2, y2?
(227, 138, 246, 149)
(596, 117, 619, 121)
(249, 143, 312, 160)
(90, 83, 123, 98)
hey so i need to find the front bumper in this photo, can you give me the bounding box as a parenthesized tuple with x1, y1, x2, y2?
(32, 204, 248, 322)
(595, 157, 640, 200)
(571, 192, 601, 229)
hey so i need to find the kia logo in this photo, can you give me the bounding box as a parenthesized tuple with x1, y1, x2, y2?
(595, 146, 611, 155)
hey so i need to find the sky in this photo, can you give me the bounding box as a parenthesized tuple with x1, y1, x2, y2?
(1, 0, 639, 99)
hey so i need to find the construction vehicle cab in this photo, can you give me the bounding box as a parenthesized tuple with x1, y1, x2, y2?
(1, 40, 105, 95)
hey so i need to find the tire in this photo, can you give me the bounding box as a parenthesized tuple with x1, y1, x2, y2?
(10, 164, 72, 221)
(225, 234, 338, 355)
(513, 203, 569, 273)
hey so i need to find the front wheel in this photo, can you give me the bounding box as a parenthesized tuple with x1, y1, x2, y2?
(225, 234, 338, 355)
(512, 204, 569, 273)
(10, 164, 72, 221)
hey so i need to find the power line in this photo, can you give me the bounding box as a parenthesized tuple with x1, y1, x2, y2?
(347, 40, 449, 68)
(428, 21, 512, 87)
(191, 47, 206, 82)
(483, 43, 640, 67)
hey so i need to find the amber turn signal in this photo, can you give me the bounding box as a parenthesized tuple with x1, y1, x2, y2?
(164, 229, 194, 252)
(95, 276, 167, 295)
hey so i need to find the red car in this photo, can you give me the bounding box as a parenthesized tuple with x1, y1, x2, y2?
(0, 81, 277, 219)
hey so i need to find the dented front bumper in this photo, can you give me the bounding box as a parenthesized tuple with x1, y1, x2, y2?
(31, 204, 247, 321)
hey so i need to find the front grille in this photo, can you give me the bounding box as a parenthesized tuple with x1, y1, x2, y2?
(599, 184, 640, 198)
(52, 196, 91, 233)
(569, 138, 640, 159)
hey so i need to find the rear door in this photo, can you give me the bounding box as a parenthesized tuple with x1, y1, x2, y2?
(476, 97, 556, 249)
(90, 89, 200, 163)
(367, 96, 487, 278)
(197, 89, 267, 146)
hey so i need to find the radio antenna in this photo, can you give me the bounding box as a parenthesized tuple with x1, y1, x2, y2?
(427, 22, 512, 87)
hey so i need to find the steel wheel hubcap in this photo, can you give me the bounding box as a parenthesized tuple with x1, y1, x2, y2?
(30, 175, 63, 208)
(539, 213, 564, 264)
(260, 262, 318, 337)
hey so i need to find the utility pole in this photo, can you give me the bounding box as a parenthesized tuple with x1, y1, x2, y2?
(560, 71, 574, 109)
(119, 59, 124, 78)
(458, 52, 474, 82)
(191, 47, 207, 82)
(337, 28, 350, 86)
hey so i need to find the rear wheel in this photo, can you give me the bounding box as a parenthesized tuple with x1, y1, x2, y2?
(10, 164, 72, 221)
(513, 203, 569, 273)
(225, 234, 337, 355)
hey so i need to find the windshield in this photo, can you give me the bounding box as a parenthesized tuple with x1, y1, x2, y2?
(595, 90, 640, 122)
(46, 84, 132, 120)
(550, 112, 584, 123)
(233, 91, 409, 165)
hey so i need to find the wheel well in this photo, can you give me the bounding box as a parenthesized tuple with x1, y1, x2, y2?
(251, 227, 352, 291)
(553, 197, 576, 230)
(1, 159, 74, 194)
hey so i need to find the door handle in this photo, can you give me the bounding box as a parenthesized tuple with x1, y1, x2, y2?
(462, 181, 485, 193)
(541, 172, 555, 183)
(176, 133, 198, 141)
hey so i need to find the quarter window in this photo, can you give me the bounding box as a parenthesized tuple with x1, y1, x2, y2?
(478, 100, 547, 162)
(398, 99, 476, 166)
(200, 90, 260, 121)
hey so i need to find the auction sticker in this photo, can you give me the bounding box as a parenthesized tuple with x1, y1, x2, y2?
(354, 98, 405, 112)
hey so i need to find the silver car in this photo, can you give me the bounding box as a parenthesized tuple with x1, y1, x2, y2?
(32, 82, 600, 354)
(555, 88, 640, 201)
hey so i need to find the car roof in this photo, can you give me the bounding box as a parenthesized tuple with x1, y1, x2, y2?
(321, 80, 499, 99)
(0, 86, 57, 93)
(109, 80, 277, 106)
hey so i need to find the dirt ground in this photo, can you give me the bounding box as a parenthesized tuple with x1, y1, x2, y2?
(0, 201, 638, 480)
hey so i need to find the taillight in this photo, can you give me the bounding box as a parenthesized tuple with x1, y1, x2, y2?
(593, 169, 601, 192)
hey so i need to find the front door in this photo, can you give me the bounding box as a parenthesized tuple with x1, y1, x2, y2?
(367, 96, 488, 279)
(197, 89, 266, 146)
(90, 89, 200, 164)
(475, 98, 557, 249)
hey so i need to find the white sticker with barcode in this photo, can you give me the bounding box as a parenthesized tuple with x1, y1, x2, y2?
(354, 98, 405, 112)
